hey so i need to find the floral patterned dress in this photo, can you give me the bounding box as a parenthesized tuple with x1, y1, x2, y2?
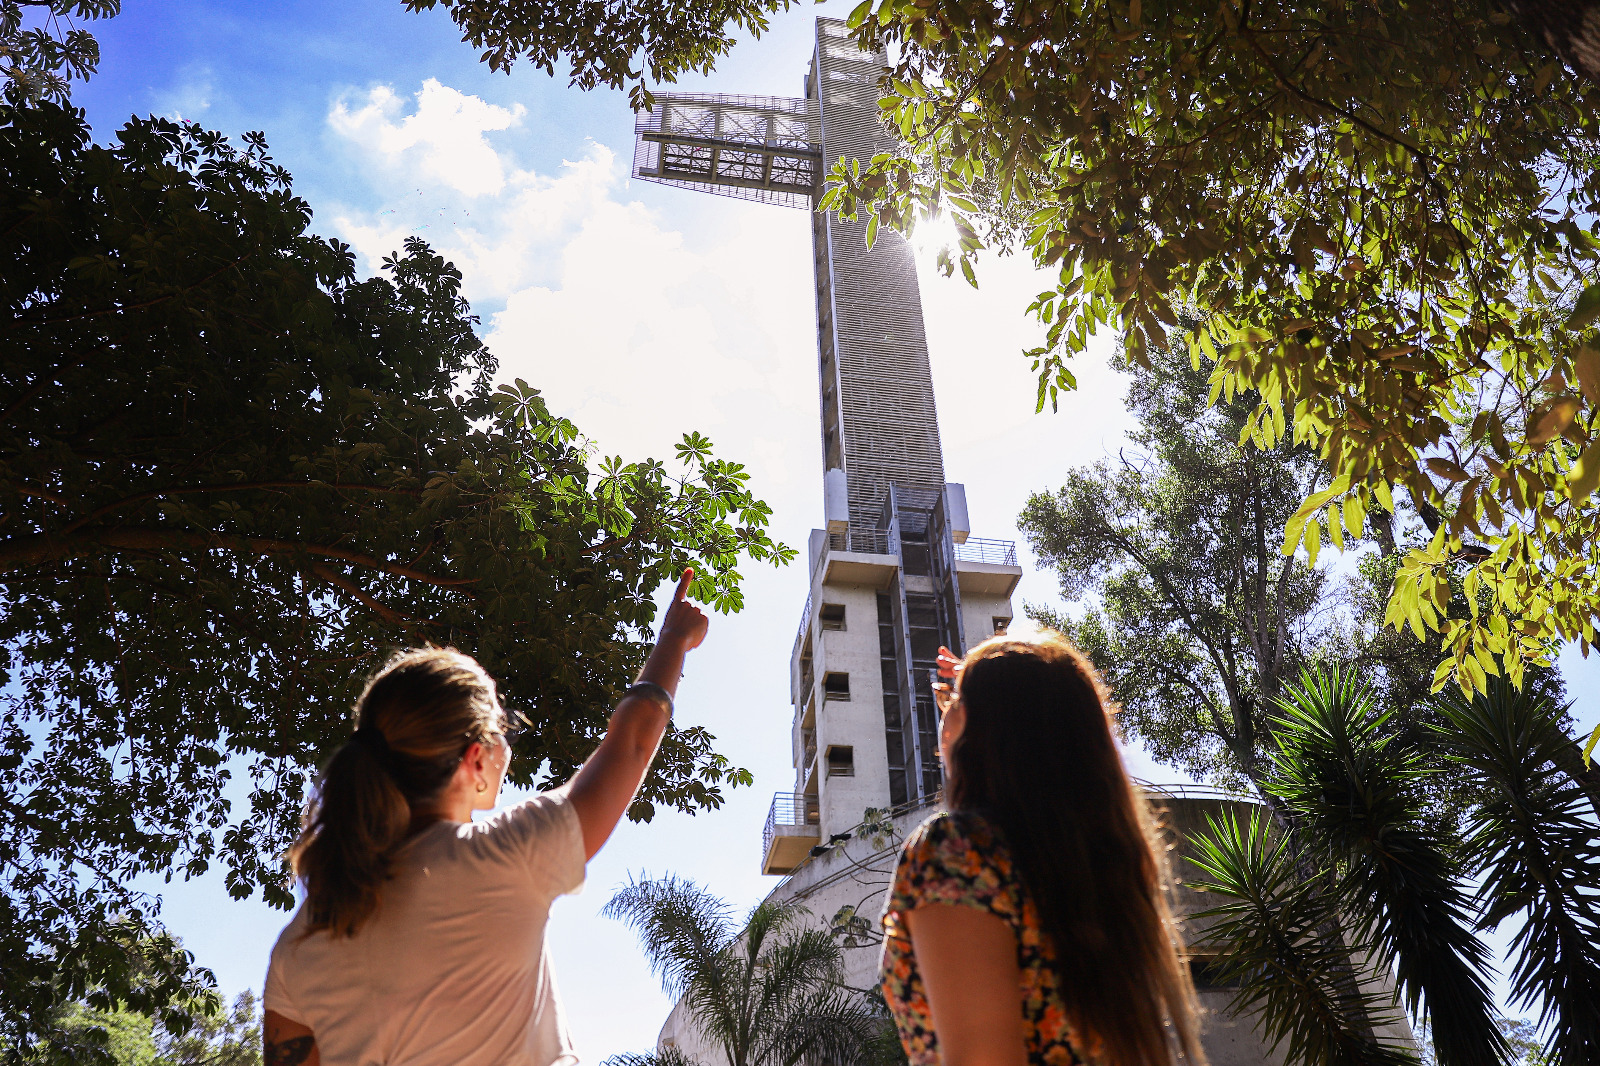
(880, 811, 1087, 1066)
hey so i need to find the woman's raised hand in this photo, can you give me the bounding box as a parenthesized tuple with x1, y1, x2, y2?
(658, 568, 709, 652)
(933, 645, 963, 713)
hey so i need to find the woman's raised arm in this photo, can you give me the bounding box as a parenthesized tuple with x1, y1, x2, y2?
(567, 568, 708, 859)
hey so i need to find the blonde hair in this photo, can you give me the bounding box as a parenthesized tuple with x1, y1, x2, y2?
(289, 647, 502, 937)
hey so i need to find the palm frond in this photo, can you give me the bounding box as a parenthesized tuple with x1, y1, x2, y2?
(604, 875, 740, 996)
(1187, 809, 1415, 1066)
(1268, 667, 1503, 1066)
(777, 986, 901, 1066)
(603, 1046, 704, 1066)
(1433, 681, 1600, 1065)
(608, 877, 889, 1066)
(603, 875, 749, 1061)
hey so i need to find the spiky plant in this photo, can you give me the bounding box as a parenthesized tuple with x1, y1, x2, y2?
(602, 876, 891, 1066)
(1433, 681, 1600, 1065)
(605, 1046, 703, 1066)
(1266, 668, 1505, 1066)
(1187, 809, 1414, 1066)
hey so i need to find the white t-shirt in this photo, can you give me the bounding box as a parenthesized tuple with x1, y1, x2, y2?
(264, 787, 586, 1066)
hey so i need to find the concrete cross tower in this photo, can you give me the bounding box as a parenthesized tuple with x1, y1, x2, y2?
(633, 17, 1022, 874)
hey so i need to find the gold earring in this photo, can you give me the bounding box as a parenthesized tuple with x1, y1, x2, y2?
(476, 781, 487, 793)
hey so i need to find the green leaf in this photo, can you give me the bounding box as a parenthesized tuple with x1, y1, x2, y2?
(1568, 284, 1600, 330)
(1570, 438, 1600, 502)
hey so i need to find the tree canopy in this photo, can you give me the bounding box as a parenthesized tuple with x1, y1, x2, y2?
(1020, 341, 1596, 820)
(400, 0, 793, 109)
(1, 101, 789, 1057)
(819, 0, 1600, 725)
(1021, 339, 1328, 787)
(0, 1, 118, 102)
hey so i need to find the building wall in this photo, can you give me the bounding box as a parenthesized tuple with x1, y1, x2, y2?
(811, 581, 894, 838)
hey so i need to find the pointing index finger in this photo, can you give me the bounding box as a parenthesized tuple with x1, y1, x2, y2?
(674, 567, 696, 602)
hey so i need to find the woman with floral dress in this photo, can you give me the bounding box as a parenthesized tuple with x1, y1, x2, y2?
(880, 634, 1205, 1066)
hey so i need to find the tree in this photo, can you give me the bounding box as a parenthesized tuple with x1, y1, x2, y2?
(1191, 669, 1600, 1066)
(400, 0, 793, 110)
(602, 877, 892, 1066)
(1433, 683, 1600, 1064)
(818, 0, 1600, 722)
(22, 991, 261, 1066)
(1, 101, 789, 1058)
(1019, 336, 1328, 790)
(0, 1, 118, 102)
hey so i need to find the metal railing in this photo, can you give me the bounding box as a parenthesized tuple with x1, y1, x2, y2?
(953, 537, 1018, 566)
(762, 792, 821, 861)
(828, 529, 892, 555)
(1131, 778, 1261, 804)
(796, 587, 813, 649)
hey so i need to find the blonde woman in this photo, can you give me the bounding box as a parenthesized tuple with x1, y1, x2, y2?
(262, 569, 708, 1066)
(881, 635, 1205, 1066)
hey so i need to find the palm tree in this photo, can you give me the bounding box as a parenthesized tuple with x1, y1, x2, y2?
(1187, 810, 1414, 1066)
(1190, 668, 1600, 1066)
(602, 876, 895, 1066)
(1433, 682, 1600, 1064)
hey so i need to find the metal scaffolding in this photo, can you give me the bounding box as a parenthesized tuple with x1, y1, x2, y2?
(632, 92, 822, 208)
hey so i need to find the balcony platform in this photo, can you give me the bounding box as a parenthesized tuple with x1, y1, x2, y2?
(762, 792, 821, 876)
(955, 558, 1023, 598)
(821, 549, 900, 589)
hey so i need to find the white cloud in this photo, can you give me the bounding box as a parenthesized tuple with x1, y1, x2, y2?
(330, 79, 527, 197)
(324, 80, 820, 484)
(156, 66, 215, 121)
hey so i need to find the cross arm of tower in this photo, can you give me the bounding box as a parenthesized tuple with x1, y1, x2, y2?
(631, 91, 823, 208)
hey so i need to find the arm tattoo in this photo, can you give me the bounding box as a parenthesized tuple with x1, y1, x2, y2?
(265, 1035, 315, 1066)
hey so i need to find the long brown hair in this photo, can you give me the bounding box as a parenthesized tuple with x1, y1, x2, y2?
(289, 647, 503, 937)
(945, 633, 1204, 1066)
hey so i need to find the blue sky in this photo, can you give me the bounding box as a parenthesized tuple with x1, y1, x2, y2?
(58, 0, 1600, 1058)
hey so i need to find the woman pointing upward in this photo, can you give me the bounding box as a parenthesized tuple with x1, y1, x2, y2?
(262, 568, 709, 1066)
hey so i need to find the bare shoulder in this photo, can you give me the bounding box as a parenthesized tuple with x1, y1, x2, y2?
(264, 1009, 320, 1066)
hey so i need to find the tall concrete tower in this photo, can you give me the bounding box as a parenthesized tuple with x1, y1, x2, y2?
(632, 17, 1023, 872)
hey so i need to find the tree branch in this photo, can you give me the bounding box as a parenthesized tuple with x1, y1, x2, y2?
(49, 479, 425, 539)
(0, 526, 476, 593)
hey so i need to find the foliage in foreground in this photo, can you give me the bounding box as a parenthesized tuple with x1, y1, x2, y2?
(1, 101, 788, 1058)
(821, 0, 1600, 724)
(0, 1, 118, 102)
(603, 877, 897, 1066)
(1018, 339, 1590, 828)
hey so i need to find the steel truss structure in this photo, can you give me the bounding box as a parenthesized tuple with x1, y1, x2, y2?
(632, 92, 822, 208)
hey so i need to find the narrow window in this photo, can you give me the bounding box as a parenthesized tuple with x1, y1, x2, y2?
(1188, 956, 1242, 991)
(823, 672, 851, 700)
(993, 616, 1010, 634)
(826, 745, 855, 777)
(820, 603, 847, 631)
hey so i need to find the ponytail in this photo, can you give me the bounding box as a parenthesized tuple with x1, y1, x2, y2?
(289, 647, 502, 937)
